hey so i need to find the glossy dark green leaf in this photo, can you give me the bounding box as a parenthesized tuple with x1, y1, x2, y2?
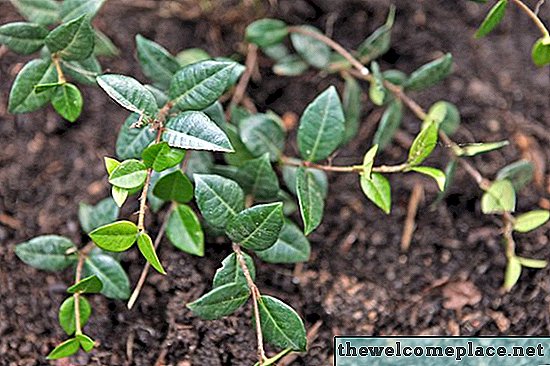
(404, 53, 453, 91)
(60, 0, 105, 21)
(46, 338, 80, 360)
(246, 18, 288, 47)
(0, 22, 48, 55)
(15, 235, 77, 271)
(136, 34, 180, 88)
(78, 197, 119, 234)
(163, 111, 233, 152)
(496, 160, 534, 191)
(213, 252, 255, 288)
(408, 121, 438, 166)
(235, 153, 279, 200)
(166, 204, 204, 256)
(152, 170, 193, 203)
(194, 174, 244, 229)
(116, 113, 156, 159)
(51, 83, 82, 122)
(290, 25, 330, 69)
(342, 74, 362, 144)
(239, 113, 286, 161)
(93, 29, 119, 57)
(223, 124, 255, 166)
(297, 86, 345, 162)
(481, 179, 516, 214)
(137, 232, 166, 274)
(10, 0, 60, 25)
(46, 14, 94, 61)
(456, 140, 509, 157)
(409, 166, 446, 191)
(273, 54, 308, 76)
(176, 48, 210, 66)
(258, 295, 307, 352)
(62, 56, 101, 85)
(96, 74, 159, 118)
(503, 256, 521, 291)
(256, 220, 310, 264)
(360, 172, 391, 214)
(58, 296, 91, 335)
(532, 37, 550, 67)
(169, 60, 237, 110)
(67, 275, 103, 294)
(8, 58, 57, 113)
(357, 5, 395, 61)
(226, 203, 284, 251)
(185, 151, 214, 181)
(514, 210, 550, 233)
(187, 283, 250, 320)
(282, 165, 328, 198)
(89, 220, 138, 252)
(34, 82, 62, 93)
(83, 252, 130, 299)
(296, 167, 325, 235)
(142, 142, 185, 172)
(202, 101, 226, 126)
(76, 334, 95, 352)
(475, 0, 508, 38)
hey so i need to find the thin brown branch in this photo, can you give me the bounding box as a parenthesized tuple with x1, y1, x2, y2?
(502, 212, 517, 259)
(279, 155, 409, 174)
(401, 183, 424, 252)
(511, 0, 550, 36)
(73, 243, 94, 335)
(51, 54, 66, 84)
(228, 43, 258, 117)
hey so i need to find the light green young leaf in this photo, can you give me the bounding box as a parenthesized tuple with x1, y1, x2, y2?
(532, 37, 550, 67)
(83, 252, 130, 299)
(256, 220, 310, 264)
(169, 60, 237, 110)
(89, 220, 138, 252)
(481, 179, 516, 214)
(96, 74, 159, 118)
(246, 18, 288, 47)
(78, 197, 119, 233)
(62, 56, 102, 85)
(475, 0, 508, 38)
(166, 204, 204, 256)
(111, 186, 128, 208)
(296, 167, 325, 235)
(46, 14, 94, 61)
(258, 295, 307, 352)
(290, 25, 330, 69)
(10, 0, 60, 25)
(67, 275, 103, 294)
(51, 83, 83, 122)
(136, 34, 181, 88)
(76, 334, 95, 352)
(0, 22, 49, 55)
(176, 48, 211, 67)
(362, 145, 379, 178)
(357, 5, 395, 61)
(153, 170, 193, 203)
(503, 256, 521, 291)
(427, 101, 460, 136)
(8, 58, 57, 114)
(456, 140, 509, 157)
(517, 257, 548, 269)
(404, 53, 453, 91)
(360, 172, 391, 214)
(226, 203, 284, 251)
(116, 114, 156, 160)
(409, 166, 446, 191)
(142, 142, 185, 172)
(58, 296, 91, 335)
(163, 111, 233, 152)
(108, 159, 147, 189)
(342, 74, 362, 144)
(137, 232, 166, 274)
(369, 61, 387, 106)
(298, 86, 345, 162)
(235, 153, 279, 200)
(187, 283, 250, 320)
(273, 54, 309, 76)
(496, 160, 533, 191)
(93, 29, 119, 57)
(15, 235, 77, 271)
(46, 338, 80, 360)
(194, 174, 244, 229)
(239, 113, 286, 161)
(282, 165, 328, 198)
(408, 121, 438, 166)
(213, 252, 255, 288)
(60, 0, 105, 22)
(513, 210, 550, 233)
(373, 99, 403, 150)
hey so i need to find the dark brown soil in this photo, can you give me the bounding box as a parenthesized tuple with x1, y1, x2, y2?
(1, 1, 550, 365)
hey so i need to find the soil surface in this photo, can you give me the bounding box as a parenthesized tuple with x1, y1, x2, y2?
(1, 0, 550, 365)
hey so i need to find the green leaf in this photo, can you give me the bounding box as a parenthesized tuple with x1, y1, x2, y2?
(513, 210, 550, 233)
(223, 124, 255, 166)
(111, 186, 128, 208)
(62, 56, 101, 85)
(46, 338, 80, 360)
(185, 151, 214, 180)
(503, 256, 521, 291)
(8, 58, 57, 113)
(137, 232, 166, 274)
(246, 18, 288, 47)
(532, 36, 550, 67)
(368, 61, 388, 106)
(34, 82, 62, 93)
(58, 296, 91, 335)
(187, 283, 250, 320)
(166, 204, 204, 256)
(153, 170, 193, 203)
(496, 160, 534, 191)
(433, 159, 457, 205)
(108, 159, 147, 189)
(239, 113, 286, 161)
(10, 0, 60, 25)
(361, 145, 378, 178)
(15, 235, 77, 271)
(0, 22, 48, 55)
(408, 121, 438, 166)
(142, 142, 185, 172)
(60, 0, 105, 22)
(517, 256, 547, 269)
(116, 113, 156, 160)
(67, 275, 103, 294)
(282, 165, 328, 198)
(46, 14, 94, 61)
(51, 83, 83, 122)
(89, 220, 138, 252)
(258, 295, 307, 352)
(342, 74, 362, 144)
(104, 157, 120, 175)
(373, 99, 403, 150)
(93, 29, 119, 57)
(194, 174, 244, 229)
(297, 86, 345, 162)
(256, 220, 310, 264)
(360, 172, 391, 214)
(290, 25, 330, 69)
(176, 48, 211, 67)
(481, 179, 516, 214)
(296, 167, 325, 235)
(409, 166, 446, 191)
(404, 53, 453, 91)
(428, 101, 460, 136)
(456, 140, 509, 157)
(202, 101, 226, 126)
(83, 252, 130, 299)
(169, 60, 237, 110)
(136, 34, 180, 88)
(78, 198, 119, 233)
(357, 5, 395, 61)
(163, 111, 233, 152)
(273, 54, 308, 76)
(475, 0, 508, 38)
(226, 203, 284, 251)
(213, 252, 255, 288)
(76, 334, 95, 352)
(96, 74, 159, 118)
(235, 154, 279, 200)
(382, 69, 408, 85)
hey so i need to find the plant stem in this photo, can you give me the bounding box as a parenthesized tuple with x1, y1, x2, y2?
(511, 0, 550, 37)
(502, 212, 517, 259)
(233, 243, 266, 365)
(51, 54, 66, 84)
(228, 43, 258, 117)
(73, 243, 93, 335)
(279, 155, 409, 174)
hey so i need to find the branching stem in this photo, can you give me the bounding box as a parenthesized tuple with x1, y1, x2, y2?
(51, 54, 66, 84)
